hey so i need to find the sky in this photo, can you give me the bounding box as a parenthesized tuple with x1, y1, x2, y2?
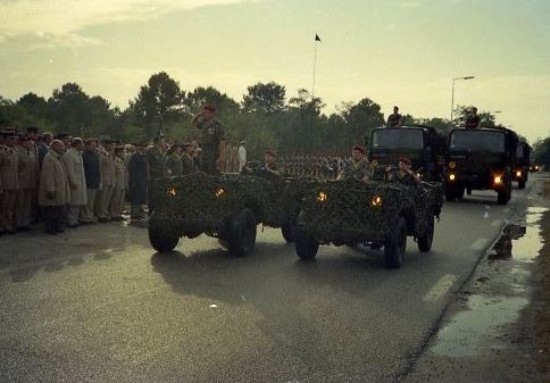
(1, 0, 549, 144)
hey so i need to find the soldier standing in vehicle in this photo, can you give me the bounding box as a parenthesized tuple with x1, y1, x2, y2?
(387, 106, 402, 127)
(337, 144, 371, 182)
(465, 107, 481, 129)
(191, 104, 226, 175)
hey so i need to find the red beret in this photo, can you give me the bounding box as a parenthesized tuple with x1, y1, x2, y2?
(202, 104, 216, 112)
(265, 149, 277, 158)
(352, 144, 365, 154)
(399, 157, 412, 166)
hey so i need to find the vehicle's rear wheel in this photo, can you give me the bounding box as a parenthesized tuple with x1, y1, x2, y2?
(384, 217, 407, 269)
(444, 187, 456, 202)
(148, 216, 180, 253)
(294, 226, 319, 260)
(418, 215, 434, 252)
(518, 180, 526, 190)
(228, 208, 257, 257)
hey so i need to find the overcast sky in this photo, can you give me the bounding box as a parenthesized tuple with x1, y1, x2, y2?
(1, 0, 549, 143)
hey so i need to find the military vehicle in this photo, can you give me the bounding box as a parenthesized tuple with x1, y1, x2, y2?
(367, 125, 447, 182)
(292, 168, 444, 269)
(444, 127, 518, 205)
(513, 141, 531, 189)
(148, 171, 308, 256)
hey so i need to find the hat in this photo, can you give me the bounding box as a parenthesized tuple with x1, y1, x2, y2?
(399, 157, 412, 166)
(265, 149, 277, 158)
(352, 144, 365, 154)
(202, 104, 216, 112)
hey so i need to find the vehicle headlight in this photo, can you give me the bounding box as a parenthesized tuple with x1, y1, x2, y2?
(317, 191, 328, 202)
(167, 187, 177, 196)
(449, 161, 456, 169)
(449, 173, 456, 181)
(494, 175, 502, 184)
(516, 170, 522, 177)
(370, 195, 383, 208)
(215, 188, 225, 198)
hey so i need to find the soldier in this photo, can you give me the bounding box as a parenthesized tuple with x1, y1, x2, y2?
(63, 137, 87, 228)
(387, 106, 402, 127)
(109, 145, 127, 221)
(15, 135, 38, 231)
(0, 131, 20, 234)
(37, 132, 53, 170)
(146, 136, 166, 215)
(39, 140, 69, 234)
(465, 107, 481, 129)
(337, 144, 371, 182)
(181, 142, 199, 175)
(128, 141, 149, 219)
(95, 138, 115, 223)
(385, 157, 420, 183)
(191, 104, 226, 175)
(81, 139, 101, 224)
(166, 143, 183, 177)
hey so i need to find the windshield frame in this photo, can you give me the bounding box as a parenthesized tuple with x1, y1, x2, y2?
(371, 128, 425, 150)
(450, 129, 506, 154)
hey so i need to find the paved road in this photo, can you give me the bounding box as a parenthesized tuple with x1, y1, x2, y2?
(0, 184, 530, 383)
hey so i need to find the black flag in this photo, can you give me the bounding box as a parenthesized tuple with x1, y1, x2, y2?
(315, 33, 321, 42)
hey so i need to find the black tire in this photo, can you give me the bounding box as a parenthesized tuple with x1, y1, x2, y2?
(497, 189, 508, 205)
(294, 226, 319, 260)
(281, 221, 295, 243)
(456, 186, 465, 200)
(418, 214, 434, 252)
(384, 217, 407, 269)
(148, 218, 180, 253)
(227, 208, 257, 257)
(444, 188, 456, 202)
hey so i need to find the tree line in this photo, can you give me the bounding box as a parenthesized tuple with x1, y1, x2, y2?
(1, 71, 545, 162)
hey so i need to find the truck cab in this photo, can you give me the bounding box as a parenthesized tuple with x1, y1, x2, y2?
(444, 127, 518, 205)
(513, 142, 531, 189)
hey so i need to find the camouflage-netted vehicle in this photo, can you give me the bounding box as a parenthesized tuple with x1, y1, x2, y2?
(148, 171, 309, 256)
(293, 168, 444, 269)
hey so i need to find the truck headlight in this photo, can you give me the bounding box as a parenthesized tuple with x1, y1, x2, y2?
(370, 195, 383, 208)
(449, 173, 456, 181)
(516, 170, 522, 177)
(167, 187, 177, 196)
(215, 188, 225, 198)
(317, 191, 328, 202)
(494, 175, 502, 185)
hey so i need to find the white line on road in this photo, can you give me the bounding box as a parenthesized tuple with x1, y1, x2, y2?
(423, 274, 458, 302)
(470, 238, 488, 251)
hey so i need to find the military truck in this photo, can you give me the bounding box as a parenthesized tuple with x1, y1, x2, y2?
(444, 127, 518, 205)
(148, 171, 308, 256)
(367, 125, 447, 182)
(513, 141, 531, 189)
(293, 170, 444, 269)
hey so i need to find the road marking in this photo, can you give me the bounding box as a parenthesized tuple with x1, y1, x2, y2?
(423, 274, 458, 302)
(491, 219, 501, 227)
(470, 238, 488, 251)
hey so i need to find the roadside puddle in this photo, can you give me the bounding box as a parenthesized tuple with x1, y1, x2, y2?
(430, 206, 547, 358)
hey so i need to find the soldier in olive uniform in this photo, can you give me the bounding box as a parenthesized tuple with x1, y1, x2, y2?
(109, 145, 127, 221)
(146, 136, 167, 215)
(16, 135, 38, 231)
(337, 144, 371, 182)
(166, 143, 183, 177)
(181, 142, 199, 175)
(191, 104, 226, 175)
(0, 131, 20, 234)
(95, 138, 115, 222)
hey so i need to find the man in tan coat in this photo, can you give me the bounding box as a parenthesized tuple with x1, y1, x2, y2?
(95, 138, 115, 223)
(63, 137, 87, 228)
(39, 140, 69, 234)
(0, 131, 20, 234)
(109, 145, 126, 221)
(16, 135, 38, 231)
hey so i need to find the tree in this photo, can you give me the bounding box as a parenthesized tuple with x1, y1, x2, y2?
(340, 97, 384, 149)
(185, 86, 240, 116)
(242, 82, 286, 115)
(131, 72, 185, 139)
(48, 83, 90, 135)
(454, 105, 498, 128)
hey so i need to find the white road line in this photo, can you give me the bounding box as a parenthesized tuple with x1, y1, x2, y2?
(423, 274, 458, 302)
(470, 238, 488, 251)
(491, 219, 501, 227)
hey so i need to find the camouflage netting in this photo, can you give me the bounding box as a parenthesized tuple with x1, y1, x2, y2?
(151, 172, 313, 237)
(299, 178, 443, 244)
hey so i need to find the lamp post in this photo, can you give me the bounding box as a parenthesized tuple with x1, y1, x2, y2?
(450, 76, 475, 124)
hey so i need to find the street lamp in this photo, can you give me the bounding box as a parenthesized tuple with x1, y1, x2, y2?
(450, 76, 475, 123)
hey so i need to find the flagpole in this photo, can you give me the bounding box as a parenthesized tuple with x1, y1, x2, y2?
(312, 33, 320, 100)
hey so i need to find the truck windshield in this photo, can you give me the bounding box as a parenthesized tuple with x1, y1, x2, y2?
(450, 130, 505, 153)
(516, 144, 525, 158)
(372, 129, 424, 150)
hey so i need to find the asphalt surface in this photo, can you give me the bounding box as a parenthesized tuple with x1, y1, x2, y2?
(0, 184, 529, 383)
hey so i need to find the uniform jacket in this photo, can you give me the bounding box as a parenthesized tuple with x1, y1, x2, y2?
(18, 147, 38, 190)
(0, 145, 20, 191)
(113, 156, 126, 189)
(63, 148, 87, 206)
(98, 146, 115, 188)
(82, 149, 100, 189)
(39, 150, 70, 206)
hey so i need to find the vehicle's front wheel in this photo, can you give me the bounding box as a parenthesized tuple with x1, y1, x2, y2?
(148, 216, 180, 253)
(294, 226, 319, 260)
(228, 208, 257, 257)
(384, 217, 407, 269)
(518, 180, 526, 190)
(417, 214, 434, 252)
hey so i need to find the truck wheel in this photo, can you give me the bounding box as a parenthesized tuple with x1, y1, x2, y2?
(228, 208, 257, 257)
(148, 218, 180, 253)
(294, 226, 319, 260)
(384, 217, 407, 269)
(497, 189, 508, 205)
(281, 220, 295, 243)
(518, 180, 525, 190)
(456, 186, 465, 200)
(444, 189, 456, 202)
(418, 215, 434, 252)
